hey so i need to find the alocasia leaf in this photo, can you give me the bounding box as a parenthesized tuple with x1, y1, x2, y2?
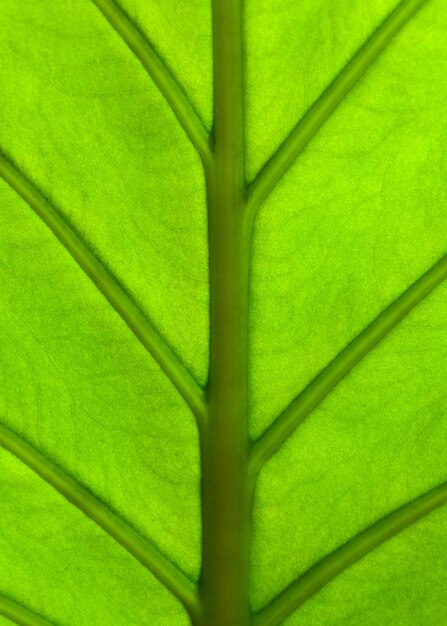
(0, 0, 446, 624)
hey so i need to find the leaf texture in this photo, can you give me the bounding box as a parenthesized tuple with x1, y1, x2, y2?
(1, 0, 447, 624)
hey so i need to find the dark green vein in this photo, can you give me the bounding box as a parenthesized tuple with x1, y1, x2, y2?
(0, 424, 200, 621)
(0, 153, 206, 428)
(90, 0, 211, 170)
(246, 0, 428, 221)
(0, 595, 53, 626)
(253, 480, 447, 626)
(250, 253, 447, 476)
(200, 0, 250, 624)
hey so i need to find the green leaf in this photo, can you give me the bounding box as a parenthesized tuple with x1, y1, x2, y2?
(0, 0, 446, 625)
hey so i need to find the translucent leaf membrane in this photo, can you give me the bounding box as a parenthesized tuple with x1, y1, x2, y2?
(0, 181, 200, 620)
(0, 447, 189, 625)
(251, 283, 447, 608)
(284, 507, 447, 625)
(118, 0, 213, 129)
(0, 0, 209, 386)
(244, 0, 396, 180)
(249, 0, 447, 438)
(249, 0, 447, 618)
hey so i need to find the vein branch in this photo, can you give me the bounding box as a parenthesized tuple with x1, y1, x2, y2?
(90, 0, 212, 170)
(253, 480, 447, 626)
(0, 595, 53, 626)
(0, 424, 200, 621)
(0, 153, 206, 429)
(251, 253, 447, 475)
(246, 0, 428, 221)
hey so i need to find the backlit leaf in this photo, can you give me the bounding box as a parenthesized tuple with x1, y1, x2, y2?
(0, 1, 446, 624)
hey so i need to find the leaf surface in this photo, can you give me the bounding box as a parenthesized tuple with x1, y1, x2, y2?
(0, 0, 446, 624)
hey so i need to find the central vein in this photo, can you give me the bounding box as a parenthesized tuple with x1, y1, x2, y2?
(199, 0, 252, 624)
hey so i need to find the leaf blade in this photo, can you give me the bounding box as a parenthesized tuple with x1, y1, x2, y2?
(251, 251, 447, 474)
(90, 0, 212, 170)
(0, 424, 200, 620)
(254, 480, 447, 626)
(247, 0, 428, 219)
(0, 153, 206, 427)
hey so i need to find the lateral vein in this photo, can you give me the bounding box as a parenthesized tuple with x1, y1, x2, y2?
(0, 595, 53, 626)
(253, 480, 447, 626)
(90, 0, 211, 170)
(0, 153, 206, 428)
(251, 253, 447, 475)
(246, 0, 428, 221)
(0, 424, 200, 620)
